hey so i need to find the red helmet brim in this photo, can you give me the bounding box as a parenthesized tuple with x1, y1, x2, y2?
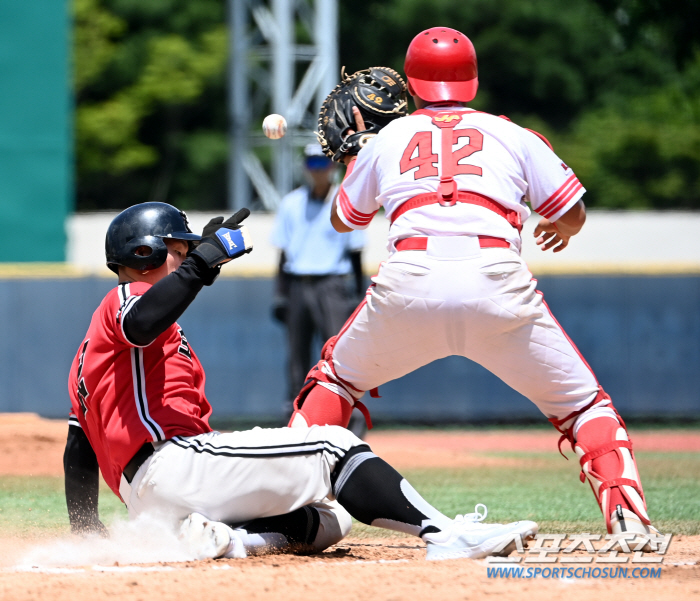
(408, 76, 478, 103)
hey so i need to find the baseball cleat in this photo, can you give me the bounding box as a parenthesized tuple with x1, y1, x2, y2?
(179, 512, 247, 560)
(610, 507, 661, 552)
(423, 504, 538, 561)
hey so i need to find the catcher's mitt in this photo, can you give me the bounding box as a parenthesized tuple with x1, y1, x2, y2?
(317, 66, 408, 163)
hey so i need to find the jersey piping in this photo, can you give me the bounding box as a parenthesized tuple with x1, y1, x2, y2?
(130, 347, 165, 442)
(118, 283, 149, 348)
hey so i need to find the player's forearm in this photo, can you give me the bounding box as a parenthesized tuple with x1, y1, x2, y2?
(122, 256, 215, 346)
(554, 200, 586, 237)
(331, 198, 353, 233)
(64, 424, 103, 534)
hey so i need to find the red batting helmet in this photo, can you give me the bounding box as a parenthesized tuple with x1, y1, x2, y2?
(404, 27, 478, 103)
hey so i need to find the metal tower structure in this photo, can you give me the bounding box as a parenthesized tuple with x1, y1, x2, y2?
(228, 0, 339, 211)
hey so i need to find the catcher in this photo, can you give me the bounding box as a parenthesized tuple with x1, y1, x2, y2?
(292, 30, 659, 549)
(64, 201, 537, 560)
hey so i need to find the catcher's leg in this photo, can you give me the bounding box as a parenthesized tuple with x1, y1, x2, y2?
(463, 262, 656, 545)
(287, 354, 368, 429)
(288, 266, 452, 430)
(552, 401, 655, 541)
(288, 333, 371, 429)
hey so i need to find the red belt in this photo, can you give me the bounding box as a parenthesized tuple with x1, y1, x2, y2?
(395, 236, 510, 252)
(390, 191, 522, 232)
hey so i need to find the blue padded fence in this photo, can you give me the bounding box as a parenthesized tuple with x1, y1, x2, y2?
(0, 275, 698, 422)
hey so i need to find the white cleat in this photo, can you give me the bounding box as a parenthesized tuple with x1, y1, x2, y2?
(423, 504, 538, 561)
(610, 507, 661, 552)
(179, 512, 247, 560)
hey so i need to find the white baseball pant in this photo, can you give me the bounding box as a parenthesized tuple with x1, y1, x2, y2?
(332, 237, 602, 421)
(119, 425, 361, 549)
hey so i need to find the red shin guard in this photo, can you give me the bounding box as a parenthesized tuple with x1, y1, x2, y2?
(288, 335, 373, 430)
(288, 378, 354, 428)
(287, 359, 373, 429)
(574, 414, 650, 533)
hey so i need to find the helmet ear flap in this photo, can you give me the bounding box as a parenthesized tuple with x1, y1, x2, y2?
(120, 237, 169, 272)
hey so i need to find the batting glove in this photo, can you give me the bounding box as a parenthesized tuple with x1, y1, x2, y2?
(190, 208, 254, 268)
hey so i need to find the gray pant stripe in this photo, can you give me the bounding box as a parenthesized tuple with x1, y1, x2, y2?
(333, 451, 376, 497)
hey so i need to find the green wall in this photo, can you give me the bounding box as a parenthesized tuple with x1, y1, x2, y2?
(0, 1, 71, 261)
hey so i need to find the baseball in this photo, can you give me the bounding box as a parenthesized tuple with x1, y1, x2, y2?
(263, 114, 287, 139)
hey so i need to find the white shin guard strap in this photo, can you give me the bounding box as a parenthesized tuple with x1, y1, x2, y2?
(575, 421, 650, 532)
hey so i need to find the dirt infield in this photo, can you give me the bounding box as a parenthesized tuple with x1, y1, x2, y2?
(0, 414, 698, 600)
(2, 413, 698, 476)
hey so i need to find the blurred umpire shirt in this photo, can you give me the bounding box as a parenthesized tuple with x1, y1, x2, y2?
(271, 143, 366, 436)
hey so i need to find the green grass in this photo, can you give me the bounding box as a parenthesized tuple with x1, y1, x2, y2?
(351, 451, 700, 538)
(0, 451, 697, 539)
(0, 477, 126, 536)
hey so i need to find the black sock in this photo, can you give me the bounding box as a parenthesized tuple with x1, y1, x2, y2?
(332, 445, 451, 537)
(235, 506, 320, 546)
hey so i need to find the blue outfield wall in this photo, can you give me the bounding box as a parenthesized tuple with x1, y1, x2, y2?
(0, 275, 698, 422)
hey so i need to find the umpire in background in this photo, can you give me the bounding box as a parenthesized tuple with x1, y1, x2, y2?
(271, 143, 366, 435)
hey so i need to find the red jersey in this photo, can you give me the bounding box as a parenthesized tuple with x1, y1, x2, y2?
(68, 282, 212, 496)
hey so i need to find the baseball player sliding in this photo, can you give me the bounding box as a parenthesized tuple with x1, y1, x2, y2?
(64, 201, 537, 561)
(289, 27, 658, 546)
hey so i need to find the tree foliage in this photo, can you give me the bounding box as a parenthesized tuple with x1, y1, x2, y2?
(556, 54, 700, 209)
(73, 0, 700, 211)
(74, 0, 228, 210)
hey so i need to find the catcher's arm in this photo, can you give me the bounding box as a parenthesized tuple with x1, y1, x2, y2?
(533, 200, 586, 252)
(331, 200, 352, 233)
(330, 108, 366, 233)
(317, 66, 407, 164)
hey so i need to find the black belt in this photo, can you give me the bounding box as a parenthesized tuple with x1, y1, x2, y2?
(123, 442, 155, 484)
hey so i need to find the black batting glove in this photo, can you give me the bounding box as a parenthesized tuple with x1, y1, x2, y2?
(190, 208, 254, 268)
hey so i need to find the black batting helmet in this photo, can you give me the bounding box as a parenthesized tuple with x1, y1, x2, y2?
(105, 202, 201, 274)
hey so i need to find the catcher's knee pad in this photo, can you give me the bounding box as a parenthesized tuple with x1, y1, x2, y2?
(572, 404, 651, 534)
(288, 360, 371, 429)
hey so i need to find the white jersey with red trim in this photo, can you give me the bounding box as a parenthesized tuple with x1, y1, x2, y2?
(336, 104, 584, 252)
(291, 101, 652, 541)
